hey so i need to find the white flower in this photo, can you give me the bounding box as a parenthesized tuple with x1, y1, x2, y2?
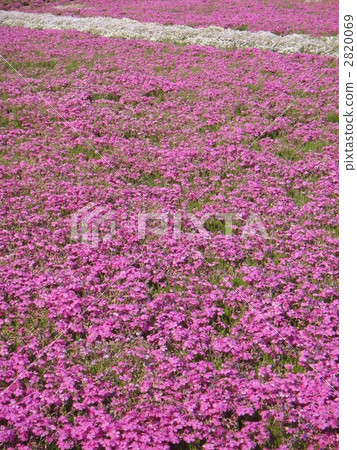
(0, 10, 338, 56)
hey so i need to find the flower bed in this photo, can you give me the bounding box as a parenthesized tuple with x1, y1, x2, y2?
(0, 11, 339, 56)
(0, 0, 339, 37)
(0, 26, 338, 449)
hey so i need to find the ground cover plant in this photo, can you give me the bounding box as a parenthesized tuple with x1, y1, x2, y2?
(0, 0, 338, 37)
(0, 8, 338, 450)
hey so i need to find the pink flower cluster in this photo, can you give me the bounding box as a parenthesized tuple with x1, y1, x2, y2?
(0, 26, 338, 449)
(0, 0, 339, 37)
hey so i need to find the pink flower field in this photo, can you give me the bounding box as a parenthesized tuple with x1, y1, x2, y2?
(0, 0, 338, 37)
(0, 2, 338, 450)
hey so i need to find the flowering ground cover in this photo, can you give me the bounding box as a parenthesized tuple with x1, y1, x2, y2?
(0, 11, 339, 56)
(0, 22, 338, 450)
(0, 0, 338, 37)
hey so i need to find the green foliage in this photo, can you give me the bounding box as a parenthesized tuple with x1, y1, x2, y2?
(0, 107, 23, 128)
(259, 352, 305, 375)
(212, 300, 246, 336)
(136, 169, 163, 186)
(0, 115, 9, 128)
(144, 88, 166, 101)
(301, 139, 329, 153)
(66, 60, 81, 74)
(326, 110, 339, 123)
(198, 123, 221, 133)
(288, 189, 310, 207)
(22, 59, 58, 71)
(92, 92, 120, 101)
(233, 24, 248, 31)
(68, 144, 101, 160)
(232, 276, 248, 288)
(203, 217, 226, 234)
(277, 146, 301, 161)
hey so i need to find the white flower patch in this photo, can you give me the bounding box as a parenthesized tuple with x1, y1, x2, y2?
(0, 10, 338, 56)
